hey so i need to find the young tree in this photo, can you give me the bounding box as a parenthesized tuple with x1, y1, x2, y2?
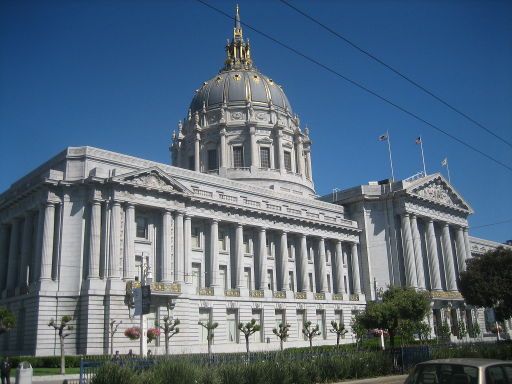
(355, 286, 430, 348)
(272, 322, 290, 351)
(302, 320, 321, 351)
(350, 313, 367, 348)
(0, 307, 16, 335)
(156, 316, 180, 355)
(109, 320, 122, 356)
(198, 320, 218, 359)
(459, 247, 512, 322)
(330, 320, 348, 347)
(238, 319, 261, 356)
(48, 315, 73, 374)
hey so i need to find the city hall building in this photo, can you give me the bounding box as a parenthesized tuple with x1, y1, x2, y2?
(0, 9, 509, 356)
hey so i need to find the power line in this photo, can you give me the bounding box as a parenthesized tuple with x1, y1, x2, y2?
(195, 0, 512, 174)
(470, 219, 512, 230)
(279, 0, 512, 149)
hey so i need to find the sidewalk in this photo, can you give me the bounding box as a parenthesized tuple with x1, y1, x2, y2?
(336, 374, 408, 384)
(8, 373, 80, 384)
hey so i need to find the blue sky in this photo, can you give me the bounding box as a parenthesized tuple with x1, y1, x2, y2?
(1, 0, 511, 242)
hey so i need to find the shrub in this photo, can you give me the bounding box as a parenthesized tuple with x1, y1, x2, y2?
(91, 363, 137, 384)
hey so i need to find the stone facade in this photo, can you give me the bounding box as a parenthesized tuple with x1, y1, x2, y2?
(0, 7, 510, 356)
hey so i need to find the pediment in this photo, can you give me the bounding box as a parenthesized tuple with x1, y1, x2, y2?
(406, 174, 473, 213)
(110, 167, 191, 194)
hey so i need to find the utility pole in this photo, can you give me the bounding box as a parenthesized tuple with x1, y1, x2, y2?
(134, 255, 152, 357)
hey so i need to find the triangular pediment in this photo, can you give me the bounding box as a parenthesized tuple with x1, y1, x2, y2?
(110, 167, 191, 194)
(406, 173, 473, 213)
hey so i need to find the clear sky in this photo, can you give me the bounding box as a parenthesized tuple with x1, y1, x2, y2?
(1, 0, 511, 243)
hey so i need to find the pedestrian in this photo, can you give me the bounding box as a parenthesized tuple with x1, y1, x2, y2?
(128, 349, 133, 358)
(1, 357, 12, 384)
(112, 351, 121, 363)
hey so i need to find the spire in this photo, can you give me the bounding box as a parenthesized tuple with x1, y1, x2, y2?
(223, 5, 252, 71)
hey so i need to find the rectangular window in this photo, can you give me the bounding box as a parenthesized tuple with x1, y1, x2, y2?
(267, 269, 274, 291)
(297, 310, 306, 340)
(288, 271, 295, 291)
(207, 149, 218, 171)
(266, 238, 272, 256)
(334, 310, 344, 328)
(192, 263, 202, 293)
(275, 309, 285, 329)
(284, 151, 292, 172)
(251, 309, 263, 342)
(136, 216, 148, 239)
(327, 274, 332, 293)
(260, 147, 270, 168)
(218, 230, 227, 251)
(316, 310, 326, 339)
(233, 146, 244, 168)
(192, 226, 201, 248)
(189, 155, 195, 170)
(288, 244, 294, 260)
(227, 310, 238, 343)
(244, 267, 252, 290)
(308, 273, 314, 292)
(199, 309, 211, 343)
(307, 241, 313, 260)
(219, 265, 228, 290)
(243, 234, 250, 254)
(344, 276, 348, 294)
(326, 249, 331, 263)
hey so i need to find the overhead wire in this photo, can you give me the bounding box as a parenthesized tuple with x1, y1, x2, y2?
(194, 0, 512, 174)
(279, 0, 512, 149)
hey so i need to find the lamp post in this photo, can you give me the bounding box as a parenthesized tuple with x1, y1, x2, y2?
(139, 255, 152, 357)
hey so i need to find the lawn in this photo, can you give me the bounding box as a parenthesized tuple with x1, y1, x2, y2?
(32, 367, 80, 376)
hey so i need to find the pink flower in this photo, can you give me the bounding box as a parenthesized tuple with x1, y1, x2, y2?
(124, 326, 141, 340)
(147, 327, 161, 343)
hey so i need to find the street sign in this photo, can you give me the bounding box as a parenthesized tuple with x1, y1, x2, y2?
(133, 287, 142, 317)
(141, 285, 151, 315)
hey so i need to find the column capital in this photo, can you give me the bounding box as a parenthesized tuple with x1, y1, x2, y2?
(335, 239, 342, 246)
(442, 222, 450, 228)
(427, 218, 434, 224)
(236, 223, 243, 229)
(402, 212, 410, 218)
(249, 126, 256, 135)
(258, 226, 266, 233)
(184, 213, 192, 220)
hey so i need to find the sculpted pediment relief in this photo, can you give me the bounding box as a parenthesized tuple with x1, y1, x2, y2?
(110, 167, 191, 194)
(407, 175, 472, 212)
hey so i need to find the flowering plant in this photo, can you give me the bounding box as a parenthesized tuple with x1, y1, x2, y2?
(147, 327, 161, 343)
(124, 326, 141, 340)
(370, 329, 389, 337)
(491, 324, 503, 334)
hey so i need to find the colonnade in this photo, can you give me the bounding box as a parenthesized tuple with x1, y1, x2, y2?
(400, 212, 471, 291)
(0, 201, 59, 295)
(182, 124, 312, 180)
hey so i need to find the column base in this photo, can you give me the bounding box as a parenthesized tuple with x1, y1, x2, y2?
(36, 279, 57, 294)
(84, 278, 106, 293)
(106, 278, 125, 294)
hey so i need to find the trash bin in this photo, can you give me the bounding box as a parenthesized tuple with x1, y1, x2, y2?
(15, 361, 32, 384)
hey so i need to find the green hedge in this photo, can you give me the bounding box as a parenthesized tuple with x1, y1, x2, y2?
(5, 355, 108, 369)
(91, 351, 394, 384)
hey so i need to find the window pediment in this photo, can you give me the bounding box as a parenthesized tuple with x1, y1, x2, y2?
(110, 167, 191, 194)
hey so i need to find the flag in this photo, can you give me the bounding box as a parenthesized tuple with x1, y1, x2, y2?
(441, 158, 448, 167)
(378, 134, 388, 141)
(415, 136, 422, 145)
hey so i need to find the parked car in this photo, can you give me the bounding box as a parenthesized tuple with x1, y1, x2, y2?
(404, 358, 512, 384)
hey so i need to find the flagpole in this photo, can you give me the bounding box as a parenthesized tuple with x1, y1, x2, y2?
(446, 159, 451, 183)
(387, 130, 395, 181)
(419, 139, 426, 176)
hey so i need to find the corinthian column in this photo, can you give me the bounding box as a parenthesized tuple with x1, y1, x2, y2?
(401, 213, 418, 287)
(161, 209, 173, 282)
(0, 225, 9, 292)
(40, 202, 56, 281)
(305, 150, 313, 180)
(108, 201, 121, 278)
(258, 227, 267, 290)
(296, 137, 305, 178)
(463, 228, 471, 262)
(174, 211, 184, 283)
(219, 128, 227, 168)
(209, 219, 219, 287)
(89, 201, 102, 279)
(279, 231, 288, 291)
(410, 214, 425, 289)
(426, 219, 442, 290)
(441, 223, 457, 291)
(19, 213, 34, 287)
(194, 132, 201, 172)
(350, 242, 361, 294)
(455, 226, 467, 273)
(335, 240, 345, 294)
(300, 234, 308, 292)
(276, 129, 284, 171)
(249, 126, 257, 168)
(6, 218, 21, 289)
(318, 238, 327, 293)
(235, 224, 244, 288)
(184, 215, 192, 284)
(123, 203, 135, 280)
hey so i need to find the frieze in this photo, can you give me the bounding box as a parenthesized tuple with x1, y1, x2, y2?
(404, 201, 467, 227)
(231, 111, 244, 120)
(430, 291, 463, 300)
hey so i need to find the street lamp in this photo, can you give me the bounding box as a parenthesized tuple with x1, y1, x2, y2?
(138, 255, 152, 357)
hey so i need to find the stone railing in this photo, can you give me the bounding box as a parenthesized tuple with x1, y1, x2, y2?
(198, 287, 214, 296)
(273, 291, 286, 299)
(250, 290, 264, 298)
(266, 203, 282, 211)
(225, 288, 240, 297)
(295, 292, 307, 299)
(193, 188, 213, 198)
(314, 293, 325, 300)
(126, 281, 181, 294)
(243, 198, 261, 208)
(219, 193, 238, 203)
